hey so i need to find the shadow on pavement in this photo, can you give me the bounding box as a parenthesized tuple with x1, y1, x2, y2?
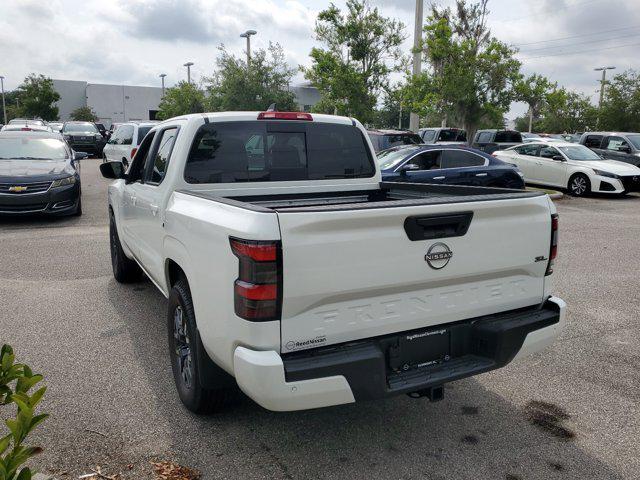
(107, 279, 624, 480)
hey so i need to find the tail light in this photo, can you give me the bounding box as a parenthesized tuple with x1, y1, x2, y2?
(257, 111, 313, 121)
(230, 238, 282, 321)
(131, 147, 138, 159)
(546, 214, 558, 276)
(21, 127, 32, 131)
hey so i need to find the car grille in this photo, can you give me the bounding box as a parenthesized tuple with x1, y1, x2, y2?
(621, 176, 640, 192)
(71, 136, 95, 142)
(0, 203, 48, 213)
(0, 181, 52, 194)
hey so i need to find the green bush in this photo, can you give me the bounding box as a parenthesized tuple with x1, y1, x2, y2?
(0, 345, 48, 480)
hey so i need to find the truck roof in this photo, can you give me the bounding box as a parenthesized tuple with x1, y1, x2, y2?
(166, 111, 356, 126)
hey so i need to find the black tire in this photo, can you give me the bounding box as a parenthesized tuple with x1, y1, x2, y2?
(168, 277, 236, 414)
(568, 173, 591, 197)
(109, 210, 141, 283)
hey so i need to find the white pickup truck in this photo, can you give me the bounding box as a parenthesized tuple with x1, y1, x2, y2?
(100, 111, 565, 413)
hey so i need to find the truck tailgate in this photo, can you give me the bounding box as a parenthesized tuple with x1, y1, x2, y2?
(277, 195, 552, 353)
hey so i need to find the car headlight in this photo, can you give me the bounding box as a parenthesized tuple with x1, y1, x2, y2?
(51, 175, 76, 188)
(593, 169, 619, 179)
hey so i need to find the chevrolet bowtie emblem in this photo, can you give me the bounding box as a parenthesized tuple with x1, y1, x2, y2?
(9, 186, 28, 192)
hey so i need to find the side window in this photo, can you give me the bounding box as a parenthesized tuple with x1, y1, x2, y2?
(602, 136, 627, 151)
(109, 127, 122, 144)
(127, 132, 156, 183)
(441, 150, 485, 168)
(120, 125, 134, 146)
(146, 128, 178, 185)
(495, 131, 522, 143)
(421, 130, 436, 142)
(477, 132, 492, 143)
(409, 150, 442, 170)
(539, 145, 559, 159)
(514, 144, 539, 156)
(584, 135, 603, 148)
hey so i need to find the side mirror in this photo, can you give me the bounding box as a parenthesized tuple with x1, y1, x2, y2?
(99, 161, 127, 179)
(552, 155, 565, 162)
(618, 145, 631, 153)
(73, 151, 89, 160)
(400, 163, 420, 174)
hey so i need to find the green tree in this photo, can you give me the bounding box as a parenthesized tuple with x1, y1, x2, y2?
(70, 106, 98, 122)
(515, 74, 556, 132)
(303, 0, 406, 124)
(15, 74, 60, 121)
(371, 84, 410, 129)
(0, 91, 22, 123)
(206, 43, 297, 112)
(406, 0, 521, 141)
(157, 81, 205, 120)
(599, 69, 640, 131)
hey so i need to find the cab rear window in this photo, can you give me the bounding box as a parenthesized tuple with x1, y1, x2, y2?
(184, 121, 375, 183)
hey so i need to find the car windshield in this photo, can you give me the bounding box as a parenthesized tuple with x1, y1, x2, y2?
(557, 145, 602, 161)
(9, 119, 45, 126)
(626, 135, 640, 149)
(377, 147, 419, 170)
(64, 123, 98, 133)
(0, 137, 68, 160)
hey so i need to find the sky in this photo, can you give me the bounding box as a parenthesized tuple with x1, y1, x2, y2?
(0, 0, 638, 119)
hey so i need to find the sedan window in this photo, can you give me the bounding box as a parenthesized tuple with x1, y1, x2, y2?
(377, 147, 421, 170)
(539, 145, 560, 159)
(441, 149, 484, 168)
(583, 135, 603, 148)
(0, 137, 68, 160)
(626, 134, 640, 149)
(602, 136, 628, 151)
(410, 150, 442, 170)
(514, 144, 539, 156)
(557, 145, 602, 161)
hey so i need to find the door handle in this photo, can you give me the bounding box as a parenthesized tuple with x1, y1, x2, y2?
(433, 176, 445, 180)
(150, 204, 159, 216)
(475, 173, 488, 177)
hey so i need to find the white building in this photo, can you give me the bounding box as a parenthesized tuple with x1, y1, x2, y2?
(53, 79, 321, 128)
(53, 80, 162, 127)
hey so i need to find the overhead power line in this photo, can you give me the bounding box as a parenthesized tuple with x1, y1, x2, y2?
(519, 31, 640, 53)
(517, 40, 640, 60)
(513, 24, 640, 47)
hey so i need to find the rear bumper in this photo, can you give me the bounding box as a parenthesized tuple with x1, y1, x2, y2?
(233, 296, 565, 412)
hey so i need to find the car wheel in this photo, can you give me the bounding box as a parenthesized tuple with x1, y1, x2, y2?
(109, 210, 141, 283)
(568, 173, 590, 197)
(168, 277, 237, 414)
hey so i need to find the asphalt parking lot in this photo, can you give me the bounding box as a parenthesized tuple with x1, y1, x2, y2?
(1, 158, 639, 480)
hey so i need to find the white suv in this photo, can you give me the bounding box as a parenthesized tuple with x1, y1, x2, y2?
(102, 122, 156, 168)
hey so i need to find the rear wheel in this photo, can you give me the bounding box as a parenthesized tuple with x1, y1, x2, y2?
(568, 173, 590, 197)
(109, 210, 141, 282)
(168, 277, 236, 414)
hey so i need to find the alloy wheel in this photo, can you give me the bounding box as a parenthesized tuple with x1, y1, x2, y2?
(571, 176, 587, 195)
(172, 306, 193, 389)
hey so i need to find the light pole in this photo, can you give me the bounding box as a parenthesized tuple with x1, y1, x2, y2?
(159, 73, 167, 96)
(183, 62, 194, 84)
(240, 30, 257, 68)
(595, 66, 615, 128)
(0, 76, 6, 125)
(409, 0, 423, 132)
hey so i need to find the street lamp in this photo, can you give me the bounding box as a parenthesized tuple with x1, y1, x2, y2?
(240, 29, 257, 67)
(0, 76, 7, 125)
(409, 0, 423, 132)
(594, 66, 615, 128)
(159, 73, 167, 95)
(183, 62, 194, 84)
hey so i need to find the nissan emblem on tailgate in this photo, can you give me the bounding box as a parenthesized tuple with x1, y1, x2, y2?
(425, 242, 453, 270)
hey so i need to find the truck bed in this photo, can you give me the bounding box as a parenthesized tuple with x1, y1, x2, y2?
(180, 182, 543, 212)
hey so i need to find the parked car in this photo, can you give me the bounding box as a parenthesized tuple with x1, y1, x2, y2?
(0, 130, 85, 215)
(48, 122, 64, 132)
(100, 110, 564, 413)
(103, 121, 156, 168)
(523, 136, 563, 144)
(521, 132, 540, 140)
(8, 118, 47, 127)
(418, 127, 467, 145)
(494, 141, 640, 196)
(378, 144, 525, 189)
(62, 121, 106, 155)
(1, 124, 52, 133)
(579, 132, 640, 166)
(367, 129, 423, 152)
(472, 129, 523, 154)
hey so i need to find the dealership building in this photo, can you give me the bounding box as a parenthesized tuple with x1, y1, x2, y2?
(53, 79, 321, 128)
